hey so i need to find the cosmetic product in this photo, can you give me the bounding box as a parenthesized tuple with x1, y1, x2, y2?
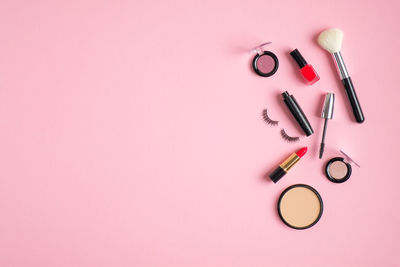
(278, 184, 323, 230)
(250, 42, 279, 77)
(290, 49, 320, 85)
(280, 128, 300, 142)
(318, 28, 365, 123)
(319, 93, 335, 159)
(262, 108, 279, 126)
(325, 150, 360, 183)
(269, 147, 307, 183)
(281, 91, 314, 136)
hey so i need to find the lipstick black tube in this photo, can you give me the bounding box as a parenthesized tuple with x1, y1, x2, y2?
(282, 91, 314, 136)
(269, 147, 307, 183)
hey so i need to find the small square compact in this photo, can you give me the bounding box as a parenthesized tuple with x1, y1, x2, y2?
(325, 150, 360, 183)
(250, 42, 279, 77)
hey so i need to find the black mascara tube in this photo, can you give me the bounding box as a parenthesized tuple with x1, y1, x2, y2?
(282, 91, 314, 136)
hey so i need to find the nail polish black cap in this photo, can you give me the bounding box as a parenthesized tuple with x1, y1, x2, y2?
(269, 166, 286, 183)
(282, 91, 314, 136)
(290, 49, 307, 68)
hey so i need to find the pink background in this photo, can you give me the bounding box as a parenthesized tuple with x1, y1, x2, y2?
(0, 0, 399, 266)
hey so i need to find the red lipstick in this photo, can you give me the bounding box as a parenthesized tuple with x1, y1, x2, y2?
(269, 147, 307, 183)
(290, 49, 320, 85)
(296, 147, 307, 158)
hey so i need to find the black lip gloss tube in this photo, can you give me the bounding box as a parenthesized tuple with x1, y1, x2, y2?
(281, 91, 314, 136)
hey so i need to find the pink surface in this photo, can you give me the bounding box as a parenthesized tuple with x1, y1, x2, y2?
(0, 0, 399, 266)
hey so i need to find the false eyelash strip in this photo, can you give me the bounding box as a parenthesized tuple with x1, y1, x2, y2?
(280, 128, 300, 142)
(262, 109, 279, 126)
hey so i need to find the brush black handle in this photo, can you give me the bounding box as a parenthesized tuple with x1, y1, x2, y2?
(332, 51, 365, 123)
(342, 77, 364, 123)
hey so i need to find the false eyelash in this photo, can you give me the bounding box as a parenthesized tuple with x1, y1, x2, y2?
(262, 109, 279, 126)
(280, 128, 300, 142)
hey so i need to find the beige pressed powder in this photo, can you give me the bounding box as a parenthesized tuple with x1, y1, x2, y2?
(278, 184, 323, 229)
(329, 161, 348, 179)
(325, 156, 354, 183)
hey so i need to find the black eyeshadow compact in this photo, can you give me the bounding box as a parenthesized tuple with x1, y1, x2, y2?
(250, 42, 279, 77)
(325, 150, 360, 183)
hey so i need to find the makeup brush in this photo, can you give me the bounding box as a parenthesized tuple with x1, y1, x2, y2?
(319, 93, 335, 159)
(317, 28, 365, 123)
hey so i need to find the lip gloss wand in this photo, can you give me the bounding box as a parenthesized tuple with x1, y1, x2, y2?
(319, 93, 335, 159)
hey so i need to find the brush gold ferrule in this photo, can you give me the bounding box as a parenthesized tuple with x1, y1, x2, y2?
(279, 153, 300, 172)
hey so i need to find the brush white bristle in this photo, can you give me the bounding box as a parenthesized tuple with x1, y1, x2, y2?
(317, 28, 343, 53)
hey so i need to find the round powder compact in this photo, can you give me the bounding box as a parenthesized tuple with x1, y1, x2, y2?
(250, 42, 279, 77)
(325, 157, 352, 183)
(277, 184, 323, 230)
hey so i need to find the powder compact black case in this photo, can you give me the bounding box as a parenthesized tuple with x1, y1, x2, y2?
(250, 42, 279, 77)
(277, 184, 323, 230)
(325, 150, 360, 183)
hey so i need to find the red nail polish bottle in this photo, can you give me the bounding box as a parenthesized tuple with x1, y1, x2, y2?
(290, 49, 320, 85)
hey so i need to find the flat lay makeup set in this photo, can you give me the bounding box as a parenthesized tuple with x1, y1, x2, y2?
(254, 28, 364, 230)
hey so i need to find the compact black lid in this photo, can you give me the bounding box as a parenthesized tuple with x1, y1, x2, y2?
(325, 157, 352, 183)
(290, 49, 307, 68)
(277, 184, 323, 230)
(252, 51, 279, 77)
